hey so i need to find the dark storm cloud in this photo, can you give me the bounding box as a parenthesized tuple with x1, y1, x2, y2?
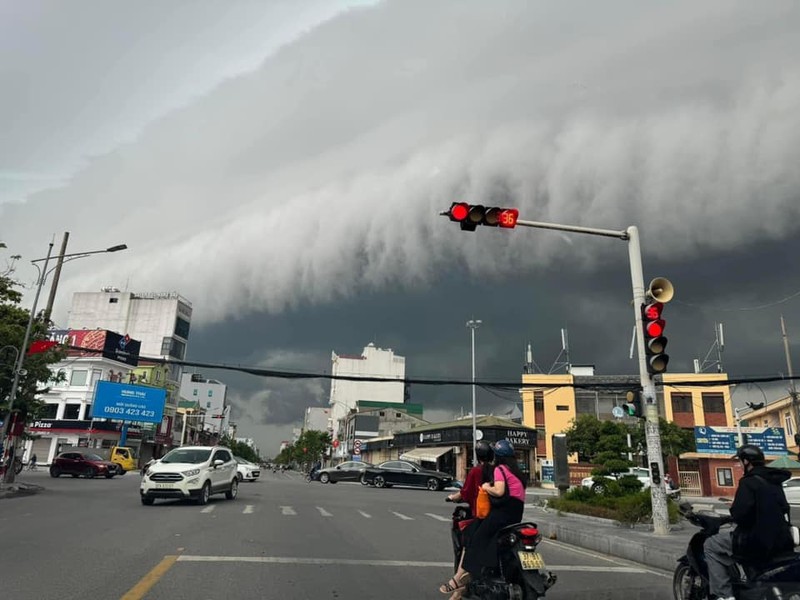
(2, 1, 800, 449)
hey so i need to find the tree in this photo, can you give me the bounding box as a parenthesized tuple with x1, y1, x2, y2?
(219, 435, 261, 463)
(274, 430, 331, 467)
(1, 269, 65, 483)
(629, 418, 696, 461)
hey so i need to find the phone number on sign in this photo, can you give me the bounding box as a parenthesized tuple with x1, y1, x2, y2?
(100, 406, 156, 419)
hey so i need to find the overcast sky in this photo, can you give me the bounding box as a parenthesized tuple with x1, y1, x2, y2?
(2, 1, 799, 455)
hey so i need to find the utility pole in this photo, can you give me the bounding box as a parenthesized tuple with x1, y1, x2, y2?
(43, 232, 69, 324)
(467, 319, 482, 466)
(781, 316, 800, 444)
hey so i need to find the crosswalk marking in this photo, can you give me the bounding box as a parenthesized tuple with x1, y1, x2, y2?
(391, 511, 414, 521)
(425, 513, 450, 522)
(200, 505, 215, 514)
(243, 505, 254, 514)
(280, 506, 296, 516)
(358, 510, 372, 519)
(316, 507, 332, 517)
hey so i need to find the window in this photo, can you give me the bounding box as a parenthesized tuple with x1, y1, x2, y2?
(534, 390, 544, 411)
(702, 393, 725, 414)
(90, 369, 102, 388)
(717, 468, 734, 487)
(83, 404, 92, 419)
(671, 393, 693, 413)
(208, 390, 213, 397)
(786, 414, 795, 438)
(556, 405, 569, 411)
(396, 413, 402, 418)
(379, 411, 385, 416)
(193, 389, 198, 396)
(63, 404, 81, 420)
(109, 297, 118, 304)
(39, 404, 58, 419)
(174, 317, 191, 339)
(70, 370, 88, 386)
(785, 479, 800, 489)
(170, 339, 186, 360)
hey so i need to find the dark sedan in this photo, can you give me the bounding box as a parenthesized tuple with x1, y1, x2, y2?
(49, 452, 117, 479)
(316, 460, 374, 484)
(362, 460, 453, 491)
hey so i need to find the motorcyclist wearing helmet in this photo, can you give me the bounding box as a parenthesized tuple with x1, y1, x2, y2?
(704, 444, 794, 600)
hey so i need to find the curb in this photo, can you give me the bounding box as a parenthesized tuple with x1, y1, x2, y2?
(0, 482, 45, 500)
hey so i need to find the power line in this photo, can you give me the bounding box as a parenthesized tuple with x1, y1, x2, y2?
(673, 287, 800, 312)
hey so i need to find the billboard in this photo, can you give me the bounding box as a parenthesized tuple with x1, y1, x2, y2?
(694, 426, 788, 456)
(48, 329, 141, 366)
(93, 381, 166, 424)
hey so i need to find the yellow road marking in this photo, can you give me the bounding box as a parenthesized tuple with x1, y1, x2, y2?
(120, 555, 179, 600)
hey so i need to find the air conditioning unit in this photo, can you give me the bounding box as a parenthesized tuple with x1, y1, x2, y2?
(453, 446, 462, 455)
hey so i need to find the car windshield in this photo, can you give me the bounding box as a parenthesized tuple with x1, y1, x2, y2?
(161, 448, 212, 464)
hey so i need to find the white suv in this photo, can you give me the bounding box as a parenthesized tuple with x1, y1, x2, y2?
(140, 446, 238, 506)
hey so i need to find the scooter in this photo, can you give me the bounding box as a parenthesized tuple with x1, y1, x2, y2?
(673, 503, 800, 600)
(446, 498, 557, 599)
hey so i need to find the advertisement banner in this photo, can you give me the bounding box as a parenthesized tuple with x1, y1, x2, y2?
(93, 381, 166, 424)
(694, 426, 788, 456)
(48, 329, 141, 366)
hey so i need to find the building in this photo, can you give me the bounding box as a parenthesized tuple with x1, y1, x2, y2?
(329, 343, 406, 455)
(179, 373, 229, 439)
(339, 404, 428, 462)
(68, 289, 192, 383)
(520, 367, 735, 496)
(739, 393, 798, 453)
(303, 407, 331, 433)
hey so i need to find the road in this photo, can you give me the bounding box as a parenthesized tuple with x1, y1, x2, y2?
(0, 468, 676, 599)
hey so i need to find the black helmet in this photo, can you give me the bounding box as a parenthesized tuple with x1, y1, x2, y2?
(493, 439, 515, 457)
(732, 444, 765, 464)
(475, 441, 494, 462)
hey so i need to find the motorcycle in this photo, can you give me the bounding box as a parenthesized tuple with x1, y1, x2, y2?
(673, 503, 800, 600)
(446, 498, 557, 599)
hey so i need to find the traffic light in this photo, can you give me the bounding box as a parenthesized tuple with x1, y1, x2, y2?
(622, 390, 643, 418)
(444, 202, 519, 231)
(641, 277, 674, 375)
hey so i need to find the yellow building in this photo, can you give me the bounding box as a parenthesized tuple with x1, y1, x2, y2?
(521, 368, 734, 470)
(740, 394, 799, 455)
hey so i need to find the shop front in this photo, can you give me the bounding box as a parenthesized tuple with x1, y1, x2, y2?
(26, 419, 142, 464)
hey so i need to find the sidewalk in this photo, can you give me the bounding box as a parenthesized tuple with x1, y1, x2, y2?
(521, 492, 733, 572)
(0, 481, 44, 500)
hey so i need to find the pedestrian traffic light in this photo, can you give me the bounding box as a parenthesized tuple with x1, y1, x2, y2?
(444, 203, 519, 231)
(622, 390, 643, 418)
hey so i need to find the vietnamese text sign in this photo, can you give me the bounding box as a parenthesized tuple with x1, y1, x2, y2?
(694, 426, 788, 456)
(94, 381, 166, 424)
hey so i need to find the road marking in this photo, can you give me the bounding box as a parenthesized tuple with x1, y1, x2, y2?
(176, 555, 651, 573)
(200, 505, 215, 514)
(317, 506, 333, 517)
(280, 506, 296, 516)
(391, 511, 414, 520)
(120, 555, 178, 600)
(243, 505, 254, 514)
(358, 510, 372, 519)
(542, 539, 671, 579)
(425, 513, 450, 522)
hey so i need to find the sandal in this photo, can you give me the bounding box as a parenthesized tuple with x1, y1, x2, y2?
(439, 576, 466, 594)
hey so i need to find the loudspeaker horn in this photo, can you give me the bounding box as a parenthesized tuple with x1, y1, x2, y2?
(647, 277, 674, 303)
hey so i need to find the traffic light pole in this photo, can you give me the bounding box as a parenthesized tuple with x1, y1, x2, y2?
(512, 217, 670, 535)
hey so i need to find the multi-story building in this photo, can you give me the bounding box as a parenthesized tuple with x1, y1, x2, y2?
(303, 407, 331, 433)
(329, 343, 406, 456)
(740, 394, 799, 454)
(339, 404, 427, 460)
(521, 366, 735, 496)
(179, 373, 229, 439)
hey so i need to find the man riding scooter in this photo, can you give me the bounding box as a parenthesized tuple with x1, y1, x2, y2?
(704, 444, 794, 600)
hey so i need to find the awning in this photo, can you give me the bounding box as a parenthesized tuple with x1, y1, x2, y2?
(400, 446, 454, 463)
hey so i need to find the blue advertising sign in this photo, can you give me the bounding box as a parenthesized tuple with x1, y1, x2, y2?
(694, 426, 788, 456)
(93, 381, 166, 424)
(541, 465, 554, 483)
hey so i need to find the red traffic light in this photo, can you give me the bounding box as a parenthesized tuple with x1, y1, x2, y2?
(442, 204, 520, 231)
(645, 319, 665, 337)
(643, 302, 663, 321)
(448, 202, 469, 222)
(641, 301, 669, 374)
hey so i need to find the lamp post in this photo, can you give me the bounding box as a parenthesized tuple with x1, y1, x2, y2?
(466, 319, 482, 466)
(1, 240, 127, 483)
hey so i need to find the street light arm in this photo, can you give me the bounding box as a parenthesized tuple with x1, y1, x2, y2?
(31, 244, 127, 264)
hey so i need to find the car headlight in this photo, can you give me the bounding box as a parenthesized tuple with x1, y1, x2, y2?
(183, 468, 201, 477)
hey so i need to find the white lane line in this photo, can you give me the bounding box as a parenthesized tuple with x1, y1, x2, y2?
(280, 506, 297, 516)
(425, 513, 451, 522)
(358, 510, 372, 519)
(391, 511, 414, 521)
(243, 505, 255, 514)
(316, 507, 333, 517)
(176, 556, 649, 573)
(200, 505, 215, 514)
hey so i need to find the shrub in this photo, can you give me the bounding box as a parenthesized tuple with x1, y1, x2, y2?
(617, 475, 644, 495)
(564, 486, 594, 502)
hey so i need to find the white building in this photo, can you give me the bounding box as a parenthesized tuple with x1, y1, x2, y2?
(179, 373, 229, 437)
(329, 343, 405, 456)
(68, 289, 192, 383)
(26, 355, 134, 464)
(303, 407, 331, 433)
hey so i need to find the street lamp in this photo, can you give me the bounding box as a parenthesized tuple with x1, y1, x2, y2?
(1, 239, 127, 482)
(467, 319, 482, 465)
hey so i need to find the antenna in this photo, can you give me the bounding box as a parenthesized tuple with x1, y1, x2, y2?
(694, 322, 725, 373)
(548, 328, 571, 374)
(523, 342, 542, 374)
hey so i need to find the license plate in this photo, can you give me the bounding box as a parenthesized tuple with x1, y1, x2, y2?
(155, 483, 174, 489)
(518, 551, 545, 570)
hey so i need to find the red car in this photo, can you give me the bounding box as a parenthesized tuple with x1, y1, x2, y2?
(49, 452, 117, 479)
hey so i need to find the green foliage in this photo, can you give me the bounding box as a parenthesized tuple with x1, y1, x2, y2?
(563, 486, 595, 502)
(274, 429, 331, 465)
(617, 474, 645, 495)
(549, 488, 680, 525)
(220, 435, 261, 463)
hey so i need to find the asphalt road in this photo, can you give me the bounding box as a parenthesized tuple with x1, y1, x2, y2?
(0, 468, 676, 600)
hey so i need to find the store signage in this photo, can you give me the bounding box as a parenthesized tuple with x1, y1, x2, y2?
(94, 381, 166, 424)
(694, 426, 788, 456)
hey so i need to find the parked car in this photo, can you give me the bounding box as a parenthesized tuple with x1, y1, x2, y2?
(783, 476, 800, 505)
(362, 460, 453, 491)
(140, 445, 238, 505)
(581, 467, 651, 493)
(235, 457, 261, 482)
(316, 460, 373, 484)
(49, 452, 117, 479)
